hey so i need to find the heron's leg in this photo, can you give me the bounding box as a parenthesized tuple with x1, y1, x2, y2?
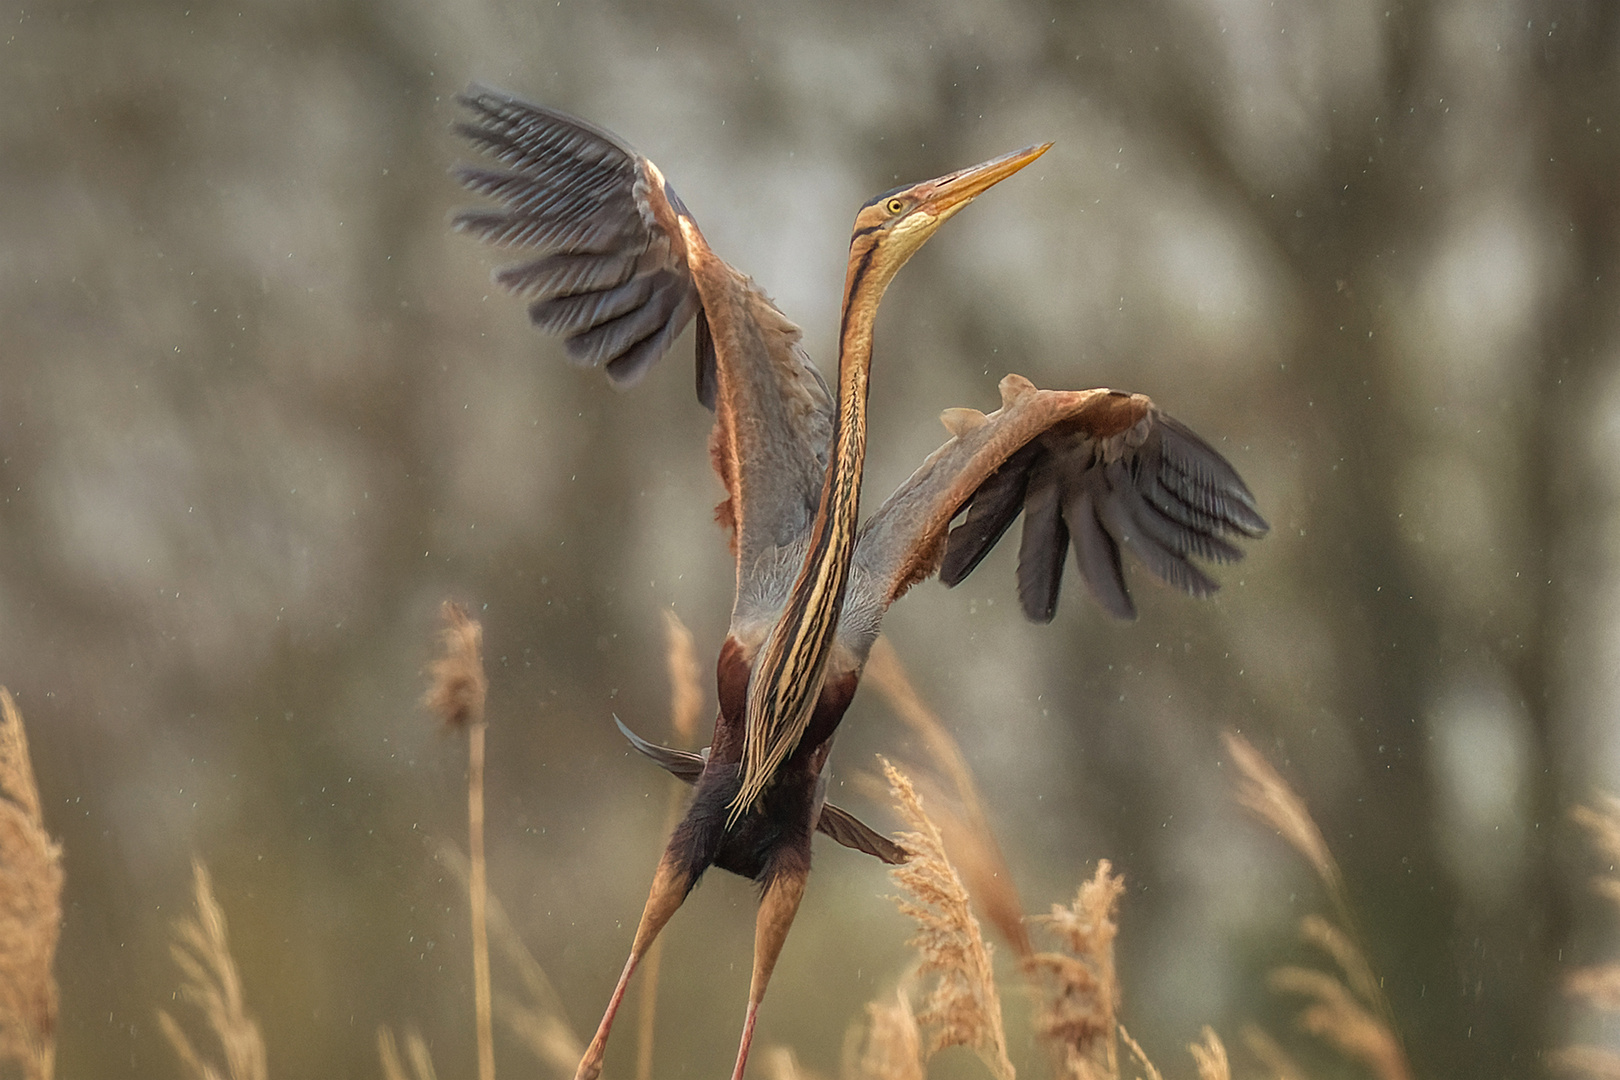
(574, 852, 693, 1080)
(729, 862, 809, 1080)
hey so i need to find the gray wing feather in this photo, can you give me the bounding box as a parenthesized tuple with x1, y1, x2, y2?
(937, 441, 1037, 586)
(453, 88, 702, 393)
(456, 88, 832, 571)
(1015, 462, 1069, 624)
(493, 251, 638, 299)
(1062, 477, 1136, 620)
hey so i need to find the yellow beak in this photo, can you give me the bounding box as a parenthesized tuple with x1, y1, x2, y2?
(915, 142, 1053, 219)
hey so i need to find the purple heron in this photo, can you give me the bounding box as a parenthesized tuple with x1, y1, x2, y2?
(453, 88, 1267, 1080)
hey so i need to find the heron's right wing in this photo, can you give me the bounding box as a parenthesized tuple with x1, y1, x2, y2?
(454, 88, 834, 572)
(855, 374, 1267, 621)
(453, 88, 702, 391)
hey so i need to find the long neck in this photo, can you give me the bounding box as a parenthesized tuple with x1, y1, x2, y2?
(802, 277, 882, 610)
(770, 255, 888, 665)
(756, 286, 877, 700)
(729, 264, 885, 817)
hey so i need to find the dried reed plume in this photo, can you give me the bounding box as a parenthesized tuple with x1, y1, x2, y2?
(1265, 966, 1408, 1080)
(1572, 797, 1620, 909)
(882, 758, 1014, 1080)
(425, 600, 494, 1080)
(1221, 732, 1342, 918)
(1025, 860, 1125, 1080)
(840, 742, 1241, 1080)
(661, 608, 703, 744)
(866, 638, 1029, 958)
(1554, 796, 1620, 1078)
(1116, 1026, 1163, 1080)
(0, 688, 62, 1080)
(426, 600, 488, 731)
(767, 1045, 833, 1080)
(379, 1026, 441, 1080)
(1224, 731, 1410, 1080)
(157, 860, 268, 1080)
(1187, 1027, 1230, 1080)
(849, 987, 926, 1080)
(1239, 1023, 1307, 1080)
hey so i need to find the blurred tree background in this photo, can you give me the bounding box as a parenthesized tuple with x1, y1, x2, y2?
(3, 0, 1618, 1076)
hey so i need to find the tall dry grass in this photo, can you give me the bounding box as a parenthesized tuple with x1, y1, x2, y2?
(435, 841, 587, 1076)
(379, 1026, 441, 1080)
(157, 860, 268, 1080)
(880, 758, 1015, 1080)
(1223, 731, 1410, 1080)
(1554, 795, 1620, 1078)
(0, 688, 62, 1080)
(398, 598, 594, 1080)
(1025, 861, 1126, 1080)
(853, 757, 1233, 1080)
(850, 988, 926, 1080)
(425, 599, 495, 1080)
(17, 605, 1585, 1080)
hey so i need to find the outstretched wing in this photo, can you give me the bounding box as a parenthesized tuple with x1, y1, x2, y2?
(453, 87, 702, 392)
(453, 88, 834, 571)
(613, 717, 906, 865)
(854, 374, 1268, 621)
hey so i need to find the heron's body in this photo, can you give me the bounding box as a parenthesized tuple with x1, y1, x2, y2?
(453, 89, 1268, 1080)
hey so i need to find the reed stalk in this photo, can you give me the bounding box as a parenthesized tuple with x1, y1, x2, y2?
(425, 601, 493, 1080)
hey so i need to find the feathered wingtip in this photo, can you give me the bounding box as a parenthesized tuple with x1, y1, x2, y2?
(448, 86, 703, 392)
(1150, 416, 1270, 540)
(451, 86, 633, 183)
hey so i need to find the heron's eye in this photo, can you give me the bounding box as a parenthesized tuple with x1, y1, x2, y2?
(885, 198, 906, 215)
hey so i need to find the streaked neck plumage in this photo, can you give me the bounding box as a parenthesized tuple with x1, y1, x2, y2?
(729, 232, 895, 819)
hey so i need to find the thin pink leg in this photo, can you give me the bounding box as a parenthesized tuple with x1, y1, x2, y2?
(730, 1000, 761, 1080)
(728, 870, 808, 1080)
(574, 952, 640, 1080)
(575, 855, 690, 1080)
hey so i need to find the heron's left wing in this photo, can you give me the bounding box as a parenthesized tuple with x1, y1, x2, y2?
(854, 374, 1267, 621)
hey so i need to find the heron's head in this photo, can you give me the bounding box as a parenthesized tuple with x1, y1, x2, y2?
(844, 142, 1052, 300)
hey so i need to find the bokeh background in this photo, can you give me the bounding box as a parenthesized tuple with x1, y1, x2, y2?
(5, 0, 1620, 1076)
